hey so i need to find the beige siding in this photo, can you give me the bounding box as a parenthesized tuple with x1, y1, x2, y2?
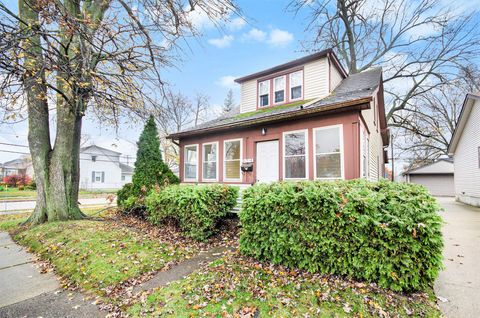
(304, 57, 329, 100)
(240, 79, 257, 113)
(330, 63, 343, 91)
(454, 99, 480, 204)
(361, 92, 384, 180)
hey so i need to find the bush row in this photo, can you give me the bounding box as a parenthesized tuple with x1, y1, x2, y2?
(145, 184, 238, 241)
(239, 180, 443, 292)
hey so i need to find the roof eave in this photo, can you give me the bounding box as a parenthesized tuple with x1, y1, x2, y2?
(448, 93, 479, 154)
(168, 97, 372, 140)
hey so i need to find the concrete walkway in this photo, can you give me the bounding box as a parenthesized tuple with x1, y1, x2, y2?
(0, 232, 106, 317)
(434, 197, 480, 318)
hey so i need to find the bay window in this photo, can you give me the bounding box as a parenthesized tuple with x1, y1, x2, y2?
(202, 142, 218, 181)
(274, 76, 285, 104)
(283, 130, 307, 179)
(224, 139, 242, 181)
(290, 71, 303, 100)
(184, 144, 198, 181)
(314, 125, 343, 179)
(259, 80, 270, 107)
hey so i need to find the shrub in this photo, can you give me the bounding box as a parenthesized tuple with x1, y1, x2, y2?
(239, 179, 443, 292)
(3, 174, 32, 187)
(146, 184, 238, 241)
(117, 115, 178, 211)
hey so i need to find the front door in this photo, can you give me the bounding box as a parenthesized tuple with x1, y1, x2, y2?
(256, 140, 279, 183)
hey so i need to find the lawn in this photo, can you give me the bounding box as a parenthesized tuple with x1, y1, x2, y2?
(127, 252, 441, 318)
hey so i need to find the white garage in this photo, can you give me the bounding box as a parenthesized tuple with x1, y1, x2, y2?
(403, 159, 454, 197)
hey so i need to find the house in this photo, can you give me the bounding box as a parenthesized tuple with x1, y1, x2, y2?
(0, 156, 34, 179)
(448, 92, 480, 206)
(168, 50, 389, 185)
(79, 145, 133, 190)
(403, 159, 454, 196)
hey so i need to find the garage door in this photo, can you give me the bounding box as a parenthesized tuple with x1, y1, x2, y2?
(409, 174, 454, 196)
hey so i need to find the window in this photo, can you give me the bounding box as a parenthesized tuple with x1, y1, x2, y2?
(224, 139, 242, 181)
(283, 130, 307, 179)
(203, 142, 218, 181)
(274, 76, 285, 104)
(184, 145, 198, 181)
(314, 125, 343, 179)
(91, 156, 97, 162)
(290, 71, 303, 100)
(121, 175, 126, 181)
(92, 171, 105, 183)
(360, 126, 369, 179)
(259, 80, 270, 107)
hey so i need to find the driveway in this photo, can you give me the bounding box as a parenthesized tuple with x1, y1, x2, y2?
(434, 197, 480, 317)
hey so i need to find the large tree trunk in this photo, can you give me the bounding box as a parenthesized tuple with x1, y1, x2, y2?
(21, 0, 86, 225)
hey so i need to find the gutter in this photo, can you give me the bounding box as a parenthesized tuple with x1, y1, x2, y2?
(168, 96, 372, 139)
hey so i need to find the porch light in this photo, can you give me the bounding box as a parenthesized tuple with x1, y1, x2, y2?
(261, 128, 267, 135)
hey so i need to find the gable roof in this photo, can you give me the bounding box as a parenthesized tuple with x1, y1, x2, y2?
(448, 92, 480, 154)
(402, 158, 454, 175)
(169, 67, 383, 139)
(80, 145, 122, 156)
(234, 49, 347, 83)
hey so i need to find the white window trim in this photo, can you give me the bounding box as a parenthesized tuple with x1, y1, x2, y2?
(283, 129, 309, 180)
(289, 70, 303, 101)
(313, 124, 344, 180)
(223, 138, 243, 182)
(184, 144, 199, 182)
(258, 80, 270, 108)
(273, 75, 286, 105)
(360, 125, 369, 179)
(202, 141, 219, 182)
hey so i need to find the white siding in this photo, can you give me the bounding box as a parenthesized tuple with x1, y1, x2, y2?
(330, 63, 343, 91)
(454, 99, 480, 205)
(304, 57, 329, 100)
(361, 92, 384, 180)
(79, 146, 123, 190)
(240, 79, 257, 113)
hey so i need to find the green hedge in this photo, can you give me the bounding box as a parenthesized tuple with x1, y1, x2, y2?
(145, 184, 239, 241)
(239, 180, 443, 292)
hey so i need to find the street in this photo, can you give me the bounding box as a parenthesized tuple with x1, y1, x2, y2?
(0, 197, 115, 214)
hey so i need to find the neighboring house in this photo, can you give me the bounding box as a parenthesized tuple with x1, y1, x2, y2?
(403, 159, 454, 196)
(168, 50, 389, 185)
(79, 145, 133, 190)
(0, 156, 34, 179)
(448, 92, 480, 206)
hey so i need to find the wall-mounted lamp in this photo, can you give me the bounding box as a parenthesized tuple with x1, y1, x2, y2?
(261, 128, 267, 135)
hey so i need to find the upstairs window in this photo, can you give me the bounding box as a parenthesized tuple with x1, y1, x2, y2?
(274, 76, 285, 104)
(91, 155, 97, 162)
(184, 145, 198, 181)
(290, 71, 303, 100)
(258, 80, 270, 107)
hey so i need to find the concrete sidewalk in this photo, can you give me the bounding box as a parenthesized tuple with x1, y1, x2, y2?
(0, 197, 115, 214)
(434, 197, 480, 318)
(0, 231, 106, 317)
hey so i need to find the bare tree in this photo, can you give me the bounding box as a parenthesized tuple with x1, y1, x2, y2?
(223, 88, 235, 113)
(293, 1, 479, 116)
(0, 0, 237, 224)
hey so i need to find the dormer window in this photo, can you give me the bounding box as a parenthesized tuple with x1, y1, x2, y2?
(259, 80, 270, 107)
(274, 76, 285, 104)
(290, 71, 303, 100)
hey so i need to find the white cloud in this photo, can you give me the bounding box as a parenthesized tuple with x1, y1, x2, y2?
(228, 17, 246, 31)
(216, 75, 238, 88)
(208, 35, 234, 48)
(267, 29, 294, 47)
(242, 28, 267, 42)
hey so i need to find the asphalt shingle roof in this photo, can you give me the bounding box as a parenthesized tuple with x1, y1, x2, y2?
(169, 67, 382, 138)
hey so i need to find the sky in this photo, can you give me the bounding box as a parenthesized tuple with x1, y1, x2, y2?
(0, 0, 313, 163)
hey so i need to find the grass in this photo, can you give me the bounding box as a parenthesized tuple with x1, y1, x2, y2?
(127, 253, 441, 318)
(13, 219, 195, 295)
(0, 188, 116, 200)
